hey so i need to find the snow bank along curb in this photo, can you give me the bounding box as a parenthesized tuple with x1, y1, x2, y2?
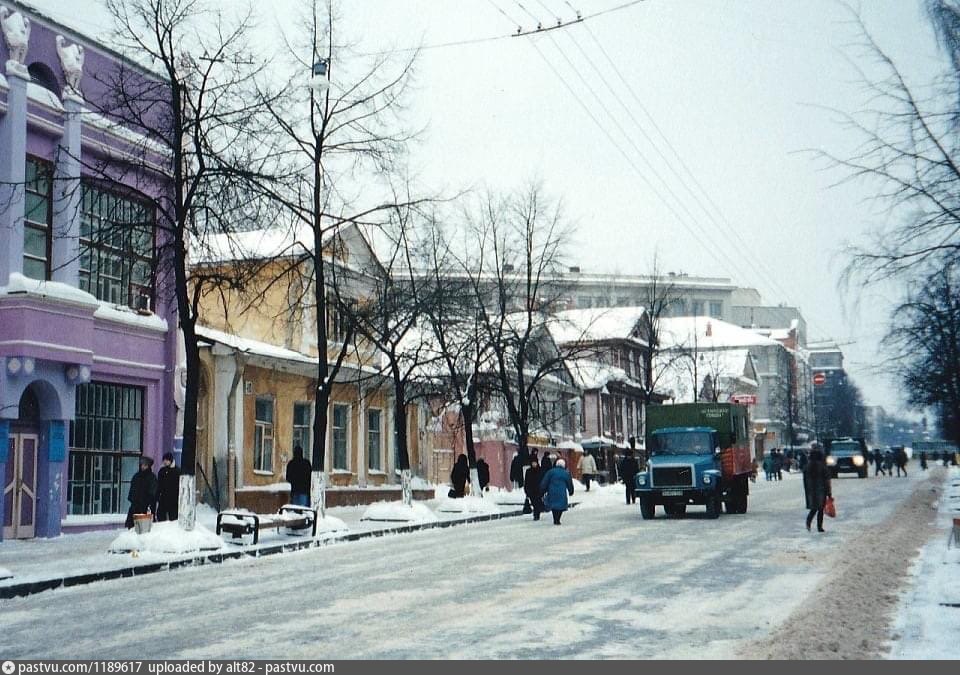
(748, 469, 946, 660)
(0, 508, 525, 601)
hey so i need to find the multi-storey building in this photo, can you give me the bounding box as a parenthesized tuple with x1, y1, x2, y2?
(1, 2, 176, 541)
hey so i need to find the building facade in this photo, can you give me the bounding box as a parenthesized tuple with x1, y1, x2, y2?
(0, 2, 176, 541)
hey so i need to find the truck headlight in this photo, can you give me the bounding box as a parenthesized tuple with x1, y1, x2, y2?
(637, 474, 647, 486)
(703, 474, 712, 484)
(826, 456, 837, 466)
(853, 455, 865, 467)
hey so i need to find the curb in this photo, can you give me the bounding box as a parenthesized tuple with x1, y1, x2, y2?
(0, 508, 526, 601)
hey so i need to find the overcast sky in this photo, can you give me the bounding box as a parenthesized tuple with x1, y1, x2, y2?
(30, 0, 944, 415)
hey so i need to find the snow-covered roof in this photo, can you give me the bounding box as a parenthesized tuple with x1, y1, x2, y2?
(657, 316, 781, 350)
(550, 306, 647, 346)
(655, 348, 758, 404)
(195, 226, 329, 265)
(196, 324, 316, 365)
(566, 359, 643, 392)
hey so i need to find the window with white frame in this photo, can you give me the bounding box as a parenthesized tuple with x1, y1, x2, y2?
(332, 403, 349, 470)
(292, 402, 311, 455)
(254, 396, 274, 473)
(367, 408, 383, 471)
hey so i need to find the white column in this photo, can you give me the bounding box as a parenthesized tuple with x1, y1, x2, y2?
(51, 93, 82, 285)
(0, 59, 29, 285)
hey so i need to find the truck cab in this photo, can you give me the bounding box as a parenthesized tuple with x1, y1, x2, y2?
(635, 403, 752, 520)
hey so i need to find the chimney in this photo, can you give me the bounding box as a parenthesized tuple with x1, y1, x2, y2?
(705, 321, 713, 337)
(569, 265, 580, 274)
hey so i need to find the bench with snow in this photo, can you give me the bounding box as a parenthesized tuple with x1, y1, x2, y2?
(216, 505, 318, 545)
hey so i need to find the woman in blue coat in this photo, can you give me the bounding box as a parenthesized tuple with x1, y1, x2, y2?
(540, 458, 575, 525)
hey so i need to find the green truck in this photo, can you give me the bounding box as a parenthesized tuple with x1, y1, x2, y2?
(635, 403, 754, 519)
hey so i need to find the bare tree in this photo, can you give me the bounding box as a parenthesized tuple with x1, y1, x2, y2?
(883, 263, 960, 442)
(465, 186, 577, 460)
(96, 0, 280, 528)
(242, 0, 428, 511)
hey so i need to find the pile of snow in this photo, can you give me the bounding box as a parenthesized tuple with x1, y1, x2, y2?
(0, 566, 13, 580)
(360, 501, 438, 524)
(314, 515, 349, 534)
(570, 482, 628, 510)
(435, 495, 503, 515)
(108, 522, 223, 555)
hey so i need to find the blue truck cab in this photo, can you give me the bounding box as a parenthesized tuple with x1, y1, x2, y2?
(635, 403, 753, 520)
(635, 426, 724, 519)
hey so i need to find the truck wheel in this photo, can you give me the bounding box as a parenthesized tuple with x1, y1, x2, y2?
(859, 469, 867, 479)
(640, 498, 655, 520)
(705, 493, 720, 519)
(723, 500, 734, 514)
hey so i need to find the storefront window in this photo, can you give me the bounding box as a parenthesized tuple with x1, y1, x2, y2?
(68, 382, 144, 515)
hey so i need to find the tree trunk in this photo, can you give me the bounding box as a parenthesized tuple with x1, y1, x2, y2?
(176, 236, 199, 531)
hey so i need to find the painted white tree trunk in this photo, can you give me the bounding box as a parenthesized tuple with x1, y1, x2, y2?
(469, 467, 482, 497)
(401, 469, 413, 506)
(312, 470, 327, 517)
(177, 474, 196, 531)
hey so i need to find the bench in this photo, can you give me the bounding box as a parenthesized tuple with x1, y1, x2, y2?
(216, 504, 318, 545)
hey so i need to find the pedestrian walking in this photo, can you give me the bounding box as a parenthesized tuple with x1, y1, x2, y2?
(509, 451, 526, 490)
(524, 457, 544, 521)
(539, 458, 575, 525)
(803, 446, 832, 533)
(920, 451, 928, 470)
(578, 451, 598, 491)
(873, 448, 886, 477)
(797, 449, 808, 473)
(154, 452, 181, 521)
(895, 447, 908, 477)
(772, 450, 783, 481)
(541, 452, 553, 472)
(884, 449, 895, 476)
(619, 449, 640, 505)
(125, 456, 157, 529)
(285, 445, 313, 507)
(450, 454, 469, 498)
(762, 453, 773, 481)
(477, 458, 491, 492)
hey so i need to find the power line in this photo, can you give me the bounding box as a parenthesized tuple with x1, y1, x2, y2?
(356, 0, 646, 56)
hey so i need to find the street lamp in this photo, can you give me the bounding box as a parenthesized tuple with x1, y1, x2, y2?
(309, 58, 329, 94)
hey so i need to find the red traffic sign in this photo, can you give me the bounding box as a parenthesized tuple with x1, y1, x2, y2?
(813, 372, 827, 386)
(730, 394, 757, 405)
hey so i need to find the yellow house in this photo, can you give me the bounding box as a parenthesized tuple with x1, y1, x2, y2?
(190, 224, 428, 511)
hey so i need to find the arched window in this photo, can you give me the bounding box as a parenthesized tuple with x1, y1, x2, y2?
(27, 62, 60, 96)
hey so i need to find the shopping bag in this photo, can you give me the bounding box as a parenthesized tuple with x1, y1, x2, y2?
(824, 496, 836, 518)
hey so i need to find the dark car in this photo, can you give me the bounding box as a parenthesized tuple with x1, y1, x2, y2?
(825, 439, 869, 478)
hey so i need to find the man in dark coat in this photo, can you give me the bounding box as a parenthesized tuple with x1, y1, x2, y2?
(920, 451, 928, 470)
(477, 458, 491, 491)
(285, 445, 313, 506)
(803, 447, 832, 533)
(523, 457, 544, 521)
(895, 447, 908, 477)
(509, 451, 525, 489)
(154, 452, 181, 521)
(619, 449, 640, 505)
(126, 456, 158, 529)
(540, 452, 553, 472)
(450, 454, 469, 498)
(873, 448, 886, 476)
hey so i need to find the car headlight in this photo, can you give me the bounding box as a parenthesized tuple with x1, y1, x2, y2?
(826, 456, 837, 466)
(853, 455, 864, 467)
(703, 474, 712, 484)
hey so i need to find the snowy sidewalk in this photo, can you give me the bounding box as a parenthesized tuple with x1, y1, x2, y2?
(889, 465, 960, 659)
(0, 487, 538, 599)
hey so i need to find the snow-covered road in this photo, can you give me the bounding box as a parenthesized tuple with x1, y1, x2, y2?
(0, 470, 932, 659)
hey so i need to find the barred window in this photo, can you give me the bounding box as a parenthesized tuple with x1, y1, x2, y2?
(332, 404, 349, 470)
(68, 382, 144, 515)
(79, 182, 154, 306)
(292, 402, 312, 456)
(367, 409, 382, 471)
(254, 397, 274, 473)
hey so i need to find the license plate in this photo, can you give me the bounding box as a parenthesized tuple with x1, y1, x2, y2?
(661, 489, 684, 496)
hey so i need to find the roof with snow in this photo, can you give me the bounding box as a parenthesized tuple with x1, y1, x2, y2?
(550, 306, 648, 346)
(566, 359, 644, 392)
(655, 347, 759, 404)
(657, 316, 781, 351)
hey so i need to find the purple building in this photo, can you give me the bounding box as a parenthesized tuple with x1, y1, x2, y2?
(0, 1, 176, 541)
